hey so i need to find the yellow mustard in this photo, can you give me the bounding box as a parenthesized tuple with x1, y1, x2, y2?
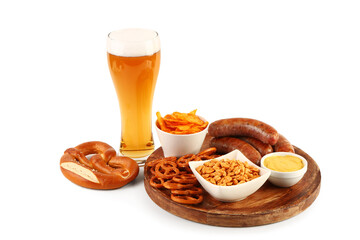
(264, 155, 304, 172)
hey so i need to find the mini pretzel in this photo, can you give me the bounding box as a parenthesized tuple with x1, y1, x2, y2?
(60, 141, 139, 189)
(198, 147, 217, 156)
(162, 157, 178, 162)
(172, 173, 198, 184)
(147, 160, 161, 176)
(196, 155, 213, 160)
(154, 161, 180, 179)
(149, 176, 164, 188)
(163, 179, 194, 190)
(147, 148, 221, 205)
(147, 157, 177, 176)
(170, 194, 203, 205)
(147, 157, 177, 168)
(176, 154, 197, 169)
(171, 187, 203, 196)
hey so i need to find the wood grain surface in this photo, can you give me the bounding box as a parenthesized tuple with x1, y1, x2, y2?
(144, 135, 321, 227)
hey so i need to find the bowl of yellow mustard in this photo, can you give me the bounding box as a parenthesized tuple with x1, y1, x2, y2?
(260, 152, 308, 187)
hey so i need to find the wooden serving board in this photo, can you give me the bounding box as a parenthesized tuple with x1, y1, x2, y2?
(144, 135, 321, 227)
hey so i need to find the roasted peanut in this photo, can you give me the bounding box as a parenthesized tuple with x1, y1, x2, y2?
(196, 158, 260, 186)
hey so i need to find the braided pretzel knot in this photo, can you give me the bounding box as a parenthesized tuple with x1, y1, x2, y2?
(60, 141, 139, 189)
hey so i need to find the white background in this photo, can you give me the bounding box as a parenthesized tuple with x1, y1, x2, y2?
(1, 0, 359, 239)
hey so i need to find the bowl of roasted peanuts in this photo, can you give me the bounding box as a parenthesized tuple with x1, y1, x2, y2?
(189, 150, 271, 202)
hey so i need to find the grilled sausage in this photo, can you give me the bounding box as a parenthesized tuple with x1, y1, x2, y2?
(238, 136, 273, 156)
(208, 118, 279, 145)
(210, 137, 262, 165)
(273, 134, 295, 153)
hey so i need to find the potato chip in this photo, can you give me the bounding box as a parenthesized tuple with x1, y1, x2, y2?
(156, 112, 171, 132)
(156, 109, 208, 135)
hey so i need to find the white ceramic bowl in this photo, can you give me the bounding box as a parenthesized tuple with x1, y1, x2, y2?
(155, 116, 209, 157)
(189, 150, 271, 202)
(260, 152, 308, 187)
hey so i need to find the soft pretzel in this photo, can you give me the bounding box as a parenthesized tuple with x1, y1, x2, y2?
(60, 141, 139, 189)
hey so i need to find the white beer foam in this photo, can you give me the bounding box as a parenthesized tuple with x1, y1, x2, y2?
(107, 28, 160, 57)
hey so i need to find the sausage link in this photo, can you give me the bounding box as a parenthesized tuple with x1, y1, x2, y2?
(273, 134, 295, 153)
(239, 136, 273, 156)
(208, 118, 279, 145)
(210, 137, 262, 165)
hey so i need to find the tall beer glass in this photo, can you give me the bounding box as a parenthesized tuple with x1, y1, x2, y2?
(107, 28, 160, 159)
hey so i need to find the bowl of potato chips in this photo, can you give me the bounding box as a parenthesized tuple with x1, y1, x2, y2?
(155, 109, 209, 157)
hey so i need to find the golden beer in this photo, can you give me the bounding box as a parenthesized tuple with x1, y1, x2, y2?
(107, 29, 160, 158)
